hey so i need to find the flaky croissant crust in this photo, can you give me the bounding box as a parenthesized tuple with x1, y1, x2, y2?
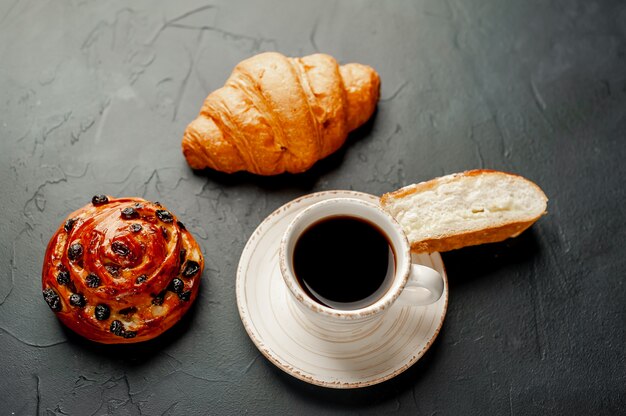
(42, 196, 203, 344)
(182, 52, 380, 175)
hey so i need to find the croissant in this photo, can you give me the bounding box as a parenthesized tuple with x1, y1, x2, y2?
(42, 196, 203, 344)
(182, 52, 380, 175)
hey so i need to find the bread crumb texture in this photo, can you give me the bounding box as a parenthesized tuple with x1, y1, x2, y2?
(382, 170, 548, 246)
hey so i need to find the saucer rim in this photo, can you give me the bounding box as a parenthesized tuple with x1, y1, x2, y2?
(236, 190, 449, 389)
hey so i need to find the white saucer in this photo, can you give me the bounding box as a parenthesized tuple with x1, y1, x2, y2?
(236, 191, 448, 388)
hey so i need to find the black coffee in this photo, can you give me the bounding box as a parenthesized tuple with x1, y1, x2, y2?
(292, 216, 395, 310)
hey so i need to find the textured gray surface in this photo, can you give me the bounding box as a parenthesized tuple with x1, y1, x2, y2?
(1, 0, 625, 414)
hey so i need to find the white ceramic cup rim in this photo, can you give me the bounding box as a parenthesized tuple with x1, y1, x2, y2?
(279, 198, 413, 320)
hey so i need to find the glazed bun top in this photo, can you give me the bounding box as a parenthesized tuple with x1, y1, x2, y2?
(42, 196, 203, 344)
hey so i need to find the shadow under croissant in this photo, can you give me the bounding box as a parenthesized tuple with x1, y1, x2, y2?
(59, 286, 203, 363)
(190, 110, 378, 192)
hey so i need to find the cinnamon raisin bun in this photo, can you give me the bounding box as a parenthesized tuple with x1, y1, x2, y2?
(42, 196, 203, 343)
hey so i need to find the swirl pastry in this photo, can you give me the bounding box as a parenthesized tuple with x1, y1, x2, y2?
(42, 196, 203, 344)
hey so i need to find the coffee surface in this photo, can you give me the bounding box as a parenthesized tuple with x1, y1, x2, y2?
(293, 216, 395, 309)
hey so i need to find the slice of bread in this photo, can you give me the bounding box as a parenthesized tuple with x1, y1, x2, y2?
(380, 169, 548, 253)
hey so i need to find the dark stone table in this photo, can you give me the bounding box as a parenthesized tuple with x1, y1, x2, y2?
(1, 0, 624, 414)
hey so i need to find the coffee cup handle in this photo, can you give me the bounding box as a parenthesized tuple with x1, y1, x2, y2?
(396, 264, 444, 306)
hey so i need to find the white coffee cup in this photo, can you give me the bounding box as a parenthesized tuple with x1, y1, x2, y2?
(279, 198, 444, 327)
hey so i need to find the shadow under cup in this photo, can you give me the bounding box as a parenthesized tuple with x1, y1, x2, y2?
(280, 198, 414, 319)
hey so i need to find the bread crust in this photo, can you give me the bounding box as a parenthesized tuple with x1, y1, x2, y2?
(381, 170, 548, 253)
(409, 219, 537, 253)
